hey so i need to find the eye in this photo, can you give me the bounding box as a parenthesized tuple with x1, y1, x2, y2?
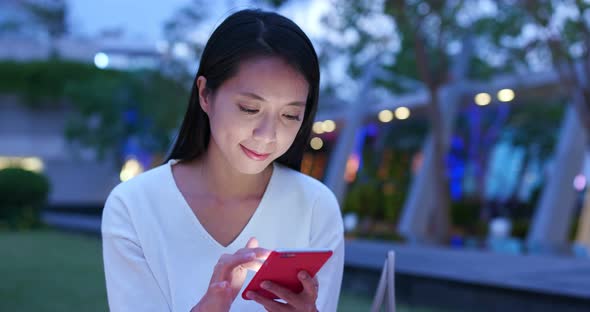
(283, 114, 301, 121)
(239, 105, 259, 114)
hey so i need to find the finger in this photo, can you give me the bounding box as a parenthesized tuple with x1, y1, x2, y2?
(237, 258, 265, 271)
(236, 247, 271, 259)
(212, 252, 256, 282)
(259, 281, 298, 304)
(298, 271, 319, 299)
(246, 291, 287, 311)
(246, 237, 258, 248)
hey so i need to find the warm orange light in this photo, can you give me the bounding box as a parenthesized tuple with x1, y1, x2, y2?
(344, 154, 360, 182)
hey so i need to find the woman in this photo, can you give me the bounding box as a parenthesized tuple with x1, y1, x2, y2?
(102, 9, 344, 312)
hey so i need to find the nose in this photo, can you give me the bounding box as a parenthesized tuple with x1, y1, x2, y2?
(252, 115, 277, 143)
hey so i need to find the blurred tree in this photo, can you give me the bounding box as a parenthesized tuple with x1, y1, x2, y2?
(0, 60, 188, 166)
(52, 0, 216, 165)
(475, 0, 590, 143)
(231, 0, 590, 247)
(475, 0, 590, 249)
(64, 69, 189, 165)
(0, 20, 23, 37)
(383, 1, 470, 241)
(23, 0, 68, 58)
(161, 0, 209, 82)
(261, 0, 516, 242)
(0, 0, 68, 58)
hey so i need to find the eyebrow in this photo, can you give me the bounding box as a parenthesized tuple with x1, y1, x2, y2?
(238, 92, 306, 107)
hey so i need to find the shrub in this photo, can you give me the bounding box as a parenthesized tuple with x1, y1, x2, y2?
(511, 219, 530, 239)
(451, 199, 487, 237)
(0, 168, 50, 230)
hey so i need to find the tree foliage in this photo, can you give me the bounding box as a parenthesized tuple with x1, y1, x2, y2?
(0, 60, 189, 162)
(476, 0, 590, 135)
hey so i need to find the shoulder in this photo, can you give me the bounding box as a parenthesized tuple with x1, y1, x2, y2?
(273, 163, 340, 215)
(272, 165, 344, 245)
(107, 161, 171, 202)
(102, 162, 172, 232)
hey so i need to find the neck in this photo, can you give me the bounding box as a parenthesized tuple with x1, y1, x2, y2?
(196, 142, 273, 199)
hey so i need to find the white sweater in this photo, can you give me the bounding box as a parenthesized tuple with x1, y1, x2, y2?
(102, 160, 345, 312)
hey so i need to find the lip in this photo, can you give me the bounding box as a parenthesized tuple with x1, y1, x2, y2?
(240, 145, 271, 161)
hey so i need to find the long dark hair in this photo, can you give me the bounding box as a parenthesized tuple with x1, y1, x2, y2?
(166, 9, 320, 172)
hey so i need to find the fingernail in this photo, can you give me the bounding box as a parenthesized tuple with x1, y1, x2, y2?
(299, 271, 308, 279)
(261, 281, 270, 289)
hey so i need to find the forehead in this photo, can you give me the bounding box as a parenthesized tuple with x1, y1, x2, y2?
(221, 57, 309, 101)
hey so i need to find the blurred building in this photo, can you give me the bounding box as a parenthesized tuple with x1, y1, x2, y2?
(0, 98, 119, 206)
(0, 1, 168, 207)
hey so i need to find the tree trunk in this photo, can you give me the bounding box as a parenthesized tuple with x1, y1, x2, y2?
(554, 56, 590, 145)
(574, 62, 590, 246)
(575, 187, 590, 248)
(412, 30, 451, 242)
(427, 87, 450, 242)
(570, 80, 590, 141)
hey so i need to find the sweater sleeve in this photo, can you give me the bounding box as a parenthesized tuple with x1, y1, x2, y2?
(101, 189, 171, 312)
(310, 187, 345, 312)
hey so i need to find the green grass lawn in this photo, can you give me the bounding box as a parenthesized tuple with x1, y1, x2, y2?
(0, 230, 442, 312)
(1, 230, 378, 312)
(0, 230, 108, 312)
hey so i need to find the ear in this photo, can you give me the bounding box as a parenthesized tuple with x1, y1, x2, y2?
(196, 76, 211, 114)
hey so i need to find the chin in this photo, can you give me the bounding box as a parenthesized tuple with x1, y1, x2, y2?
(233, 157, 274, 175)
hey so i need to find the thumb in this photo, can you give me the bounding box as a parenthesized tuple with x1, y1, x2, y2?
(245, 237, 258, 248)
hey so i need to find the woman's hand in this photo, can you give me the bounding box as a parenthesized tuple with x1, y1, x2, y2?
(191, 237, 270, 312)
(245, 271, 319, 312)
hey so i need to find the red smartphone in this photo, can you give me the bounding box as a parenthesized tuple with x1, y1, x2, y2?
(242, 248, 333, 300)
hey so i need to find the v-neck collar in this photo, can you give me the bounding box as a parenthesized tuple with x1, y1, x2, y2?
(167, 159, 279, 250)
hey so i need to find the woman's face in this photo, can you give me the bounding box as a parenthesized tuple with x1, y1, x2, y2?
(198, 57, 309, 174)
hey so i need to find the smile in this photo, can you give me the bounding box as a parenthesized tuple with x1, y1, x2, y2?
(240, 145, 271, 161)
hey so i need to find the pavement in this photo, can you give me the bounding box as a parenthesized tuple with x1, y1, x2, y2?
(345, 239, 590, 300)
(42, 212, 590, 300)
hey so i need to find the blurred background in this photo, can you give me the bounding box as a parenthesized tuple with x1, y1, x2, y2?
(2, 0, 590, 311)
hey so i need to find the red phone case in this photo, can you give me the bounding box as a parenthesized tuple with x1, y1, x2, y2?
(242, 249, 333, 300)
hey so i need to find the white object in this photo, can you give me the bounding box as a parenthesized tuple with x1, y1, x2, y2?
(343, 212, 358, 232)
(489, 217, 512, 239)
(371, 251, 396, 312)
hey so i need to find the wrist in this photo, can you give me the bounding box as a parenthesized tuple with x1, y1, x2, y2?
(190, 298, 211, 312)
(190, 303, 203, 312)
(191, 294, 229, 312)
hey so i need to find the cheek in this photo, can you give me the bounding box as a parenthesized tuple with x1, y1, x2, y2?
(210, 110, 256, 145)
(276, 125, 301, 153)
